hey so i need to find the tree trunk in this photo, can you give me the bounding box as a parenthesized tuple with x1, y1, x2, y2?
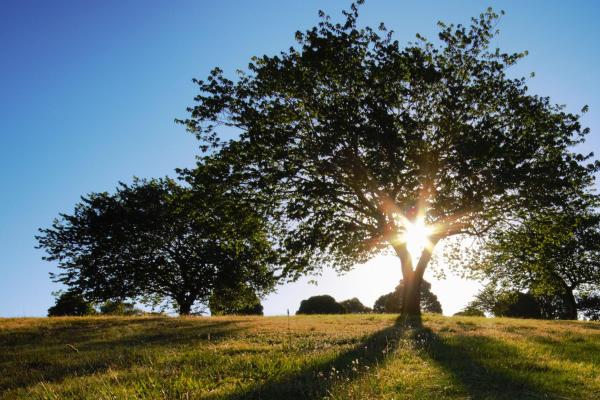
(402, 271, 423, 318)
(395, 236, 440, 322)
(563, 288, 578, 320)
(178, 302, 192, 316)
(177, 296, 195, 316)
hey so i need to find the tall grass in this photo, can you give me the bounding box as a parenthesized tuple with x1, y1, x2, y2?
(1, 314, 598, 399)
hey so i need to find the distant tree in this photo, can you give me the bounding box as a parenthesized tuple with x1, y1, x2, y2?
(535, 293, 575, 320)
(468, 208, 600, 319)
(453, 305, 485, 317)
(467, 286, 543, 319)
(297, 295, 344, 314)
(373, 280, 442, 314)
(339, 297, 371, 314)
(492, 291, 542, 319)
(464, 285, 497, 315)
(99, 300, 142, 316)
(373, 292, 395, 314)
(180, 1, 598, 318)
(209, 284, 264, 316)
(37, 163, 280, 315)
(47, 290, 96, 317)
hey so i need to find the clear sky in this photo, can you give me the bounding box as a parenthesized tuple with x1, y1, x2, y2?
(1, 1, 599, 317)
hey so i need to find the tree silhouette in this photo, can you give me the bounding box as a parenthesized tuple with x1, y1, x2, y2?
(469, 207, 600, 319)
(209, 283, 264, 316)
(578, 292, 600, 320)
(37, 164, 280, 315)
(374, 279, 442, 314)
(179, 2, 597, 317)
(339, 297, 372, 313)
(47, 290, 96, 317)
(296, 295, 345, 314)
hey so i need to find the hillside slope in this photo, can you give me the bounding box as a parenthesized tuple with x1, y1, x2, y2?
(1, 314, 598, 399)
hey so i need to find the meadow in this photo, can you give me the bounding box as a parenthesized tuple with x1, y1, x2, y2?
(1, 314, 599, 399)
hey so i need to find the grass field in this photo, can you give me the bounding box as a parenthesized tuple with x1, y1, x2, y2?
(1, 314, 599, 399)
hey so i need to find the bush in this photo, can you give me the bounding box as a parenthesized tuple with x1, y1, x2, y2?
(296, 295, 344, 314)
(339, 297, 371, 313)
(48, 291, 96, 317)
(492, 291, 542, 319)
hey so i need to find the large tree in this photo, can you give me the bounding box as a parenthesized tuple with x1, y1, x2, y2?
(37, 165, 279, 315)
(179, 2, 597, 317)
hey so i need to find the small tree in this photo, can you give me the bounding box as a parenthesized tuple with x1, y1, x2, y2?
(180, 2, 597, 317)
(373, 280, 442, 314)
(37, 165, 280, 315)
(469, 208, 600, 319)
(296, 295, 344, 314)
(47, 290, 96, 317)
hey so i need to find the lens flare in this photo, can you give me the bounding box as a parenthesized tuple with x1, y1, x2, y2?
(398, 217, 433, 260)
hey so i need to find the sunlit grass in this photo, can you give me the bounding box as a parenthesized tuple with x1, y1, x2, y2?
(1, 314, 598, 399)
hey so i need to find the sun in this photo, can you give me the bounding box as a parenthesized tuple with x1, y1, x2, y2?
(402, 217, 433, 260)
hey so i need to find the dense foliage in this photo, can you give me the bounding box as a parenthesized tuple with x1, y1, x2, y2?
(459, 285, 596, 319)
(465, 208, 600, 319)
(296, 295, 345, 314)
(490, 292, 542, 319)
(578, 292, 600, 320)
(339, 297, 372, 313)
(179, 1, 598, 316)
(47, 290, 96, 317)
(209, 284, 264, 316)
(37, 168, 280, 315)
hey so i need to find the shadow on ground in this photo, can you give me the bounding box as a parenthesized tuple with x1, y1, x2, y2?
(415, 327, 560, 399)
(0, 318, 242, 393)
(217, 316, 412, 399)
(222, 317, 568, 400)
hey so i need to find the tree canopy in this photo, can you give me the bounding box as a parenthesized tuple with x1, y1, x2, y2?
(179, 1, 598, 316)
(37, 167, 280, 315)
(296, 295, 345, 314)
(47, 290, 96, 317)
(339, 297, 372, 313)
(467, 206, 600, 319)
(209, 283, 264, 316)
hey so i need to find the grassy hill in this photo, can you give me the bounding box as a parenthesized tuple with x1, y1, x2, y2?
(1, 314, 599, 399)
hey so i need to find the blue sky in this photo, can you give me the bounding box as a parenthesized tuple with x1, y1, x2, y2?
(1, 1, 599, 317)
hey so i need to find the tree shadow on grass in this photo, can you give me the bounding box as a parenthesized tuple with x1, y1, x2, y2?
(218, 316, 414, 400)
(221, 316, 577, 400)
(1, 318, 242, 393)
(414, 326, 577, 400)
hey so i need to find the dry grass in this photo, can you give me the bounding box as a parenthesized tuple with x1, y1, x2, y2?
(1, 314, 599, 399)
